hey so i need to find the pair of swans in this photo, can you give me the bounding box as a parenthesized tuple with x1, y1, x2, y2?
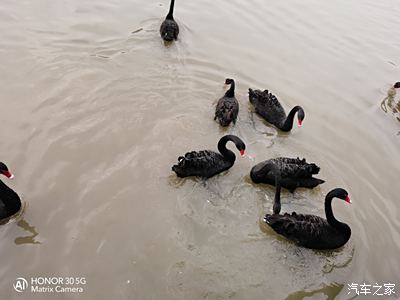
(214, 78, 305, 131)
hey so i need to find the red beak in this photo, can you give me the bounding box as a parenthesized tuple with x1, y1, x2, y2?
(240, 150, 245, 157)
(345, 195, 351, 204)
(298, 119, 303, 127)
(2, 170, 14, 179)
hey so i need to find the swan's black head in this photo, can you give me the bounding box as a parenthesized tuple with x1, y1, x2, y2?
(225, 78, 234, 85)
(297, 107, 305, 127)
(394, 82, 400, 89)
(237, 142, 246, 157)
(330, 188, 351, 204)
(0, 162, 14, 179)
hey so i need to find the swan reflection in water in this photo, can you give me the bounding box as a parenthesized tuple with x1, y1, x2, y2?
(284, 283, 344, 300)
(381, 82, 400, 134)
(15, 218, 40, 245)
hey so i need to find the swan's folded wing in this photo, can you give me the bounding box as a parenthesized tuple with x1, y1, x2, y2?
(215, 97, 239, 125)
(177, 150, 227, 170)
(274, 157, 321, 178)
(266, 213, 328, 244)
(261, 90, 286, 116)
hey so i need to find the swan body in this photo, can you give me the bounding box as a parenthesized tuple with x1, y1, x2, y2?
(264, 188, 352, 250)
(172, 135, 245, 178)
(250, 157, 324, 192)
(248, 88, 304, 132)
(0, 162, 21, 221)
(160, 0, 179, 41)
(215, 78, 239, 127)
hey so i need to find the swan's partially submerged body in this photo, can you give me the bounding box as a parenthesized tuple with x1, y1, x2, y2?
(248, 88, 304, 132)
(172, 135, 246, 178)
(264, 188, 352, 250)
(173, 150, 233, 178)
(250, 157, 324, 192)
(160, 19, 179, 41)
(215, 79, 239, 127)
(160, 0, 179, 42)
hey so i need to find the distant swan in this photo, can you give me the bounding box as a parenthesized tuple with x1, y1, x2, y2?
(264, 188, 352, 250)
(160, 0, 179, 42)
(249, 88, 304, 132)
(250, 157, 324, 193)
(172, 135, 246, 178)
(0, 162, 21, 221)
(215, 78, 239, 127)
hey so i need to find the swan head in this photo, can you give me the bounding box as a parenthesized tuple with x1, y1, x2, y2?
(330, 188, 351, 204)
(225, 78, 234, 85)
(297, 107, 305, 127)
(233, 138, 246, 157)
(236, 140, 246, 157)
(0, 162, 14, 179)
(394, 82, 400, 89)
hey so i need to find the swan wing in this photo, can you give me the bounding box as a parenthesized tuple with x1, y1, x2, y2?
(273, 157, 321, 178)
(215, 97, 239, 126)
(265, 213, 328, 244)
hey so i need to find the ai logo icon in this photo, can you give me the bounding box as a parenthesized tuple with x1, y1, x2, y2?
(13, 277, 28, 293)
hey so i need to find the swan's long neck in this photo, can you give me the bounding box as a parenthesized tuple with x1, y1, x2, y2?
(0, 180, 21, 216)
(217, 135, 237, 163)
(225, 81, 235, 97)
(273, 176, 281, 214)
(325, 191, 348, 233)
(166, 0, 175, 19)
(281, 106, 301, 131)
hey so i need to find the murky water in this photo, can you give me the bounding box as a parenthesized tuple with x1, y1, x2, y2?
(0, 0, 399, 299)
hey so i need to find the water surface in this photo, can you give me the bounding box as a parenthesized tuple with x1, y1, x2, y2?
(0, 0, 399, 299)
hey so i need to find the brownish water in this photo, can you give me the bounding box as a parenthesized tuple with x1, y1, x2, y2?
(0, 0, 399, 299)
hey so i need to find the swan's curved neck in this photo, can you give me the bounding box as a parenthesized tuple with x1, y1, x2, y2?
(281, 106, 301, 131)
(166, 0, 175, 19)
(325, 192, 348, 232)
(217, 135, 237, 163)
(0, 180, 21, 216)
(225, 81, 235, 97)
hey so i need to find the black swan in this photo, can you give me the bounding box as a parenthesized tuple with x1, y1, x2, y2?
(248, 88, 305, 132)
(250, 157, 324, 192)
(214, 78, 239, 127)
(263, 188, 352, 250)
(160, 0, 179, 42)
(172, 135, 246, 178)
(0, 162, 21, 221)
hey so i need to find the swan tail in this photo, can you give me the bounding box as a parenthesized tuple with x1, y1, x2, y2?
(292, 163, 320, 177)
